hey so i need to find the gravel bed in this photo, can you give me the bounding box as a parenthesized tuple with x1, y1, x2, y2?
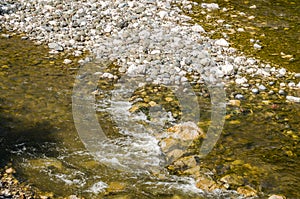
(1, 0, 299, 103)
(0, 0, 299, 198)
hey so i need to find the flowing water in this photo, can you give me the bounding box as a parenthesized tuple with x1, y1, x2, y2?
(0, 1, 300, 198)
(0, 33, 241, 199)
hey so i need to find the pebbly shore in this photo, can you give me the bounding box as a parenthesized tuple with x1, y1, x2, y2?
(0, 0, 299, 198)
(1, 0, 299, 103)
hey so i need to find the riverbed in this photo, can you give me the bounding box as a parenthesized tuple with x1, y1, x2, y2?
(0, 0, 299, 198)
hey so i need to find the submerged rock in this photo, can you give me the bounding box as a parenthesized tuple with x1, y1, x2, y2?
(158, 121, 204, 163)
(237, 185, 257, 197)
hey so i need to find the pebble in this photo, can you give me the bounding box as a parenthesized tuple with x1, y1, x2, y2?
(215, 38, 229, 47)
(278, 68, 286, 77)
(63, 59, 72, 64)
(278, 90, 285, 95)
(294, 73, 300, 78)
(287, 82, 295, 87)
(235, 94, 244, 100)
(286, 96, 300, 103)
(229, 100, 241, 107)
(258, 85, 267, 91)
(5, 168, 15, 174)
(48, 42, 63, 51)
(269, 81, 275, 86)
(235, 77, 247, 84)
(251, 88, 259, 94)
(201, 3, 219, 10)
(253, 43, 262, 49)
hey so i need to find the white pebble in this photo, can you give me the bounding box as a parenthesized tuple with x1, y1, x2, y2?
(215, 38, 229, 47)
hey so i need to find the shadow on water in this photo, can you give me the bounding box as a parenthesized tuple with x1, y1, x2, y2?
(0, 107, 59, 168)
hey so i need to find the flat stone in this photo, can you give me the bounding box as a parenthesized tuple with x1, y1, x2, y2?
(286, 96, 300, 103)
(237, 185, 257, 197)
(258, 85, 267, 91)
(63, 59, 72, 64)
(229, 100, 241, 107)
(215, 38, 229, 47)
(48, 42, 64, 51)
(235, 94, 244, 100)
(252, 88, 259, 94)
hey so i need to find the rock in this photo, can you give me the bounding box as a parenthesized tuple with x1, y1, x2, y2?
(258, 85, 267, 91)
(278, 90, 285, 95)
(192, 24, 205, 33)
(229, 100, 241, 107)
(269, 81, 275, 86)
(68, 195, 81, 199)
(48, 42, 64, 51)
(158, 122, 204, 163)
(196, 175, 220, 192)
(63, 59, 72, 64)
(215, 38, 229, 47)
(294, 73, 300, 78)
(158, 11, 168, 19)
(286, 96, 300, 103)
(235, 77, 247, 84)
(235, 94, 244, 100)
(252, 88, 259, 94)
(5, 168, 15, 174)
(237, 185, 257, 197)
(221, 63, 234, 75)
(102, 72, 114, 79)
(1, 34, 10, 38)
(173, 156, 198, 169)
(165, 122, 204, 141)
(268, 194, 286, 199)
(201, 3, 219, 10)
(287, 82, 295, 87)
(253, 43, 262, 49)
(278, 68, 286, 77)
(220, 174, 244, 188)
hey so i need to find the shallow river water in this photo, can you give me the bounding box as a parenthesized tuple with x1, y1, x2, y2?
(0, 32, 299, 198)
(0, 1, 300, 198)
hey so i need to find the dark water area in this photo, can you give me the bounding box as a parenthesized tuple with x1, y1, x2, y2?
(193, 0, 300, 72)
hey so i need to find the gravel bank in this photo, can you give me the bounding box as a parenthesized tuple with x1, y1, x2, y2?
(1, 0, 299, 102)
(0, 0, 299, 198)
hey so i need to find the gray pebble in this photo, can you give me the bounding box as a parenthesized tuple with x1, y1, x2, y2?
(48, 42, 64, 51)
(251, 88, 259, 94)
(278, 90, 285, 95)
(258, 85, 267, 91)
(235, 94, 244, 100)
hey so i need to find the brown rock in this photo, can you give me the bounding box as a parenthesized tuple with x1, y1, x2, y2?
(229, 100, 241, 107)
(220, 174, 244, 188)
(173, 156, 198, 169)
(166, 121, 204, 141)
(196, 175, 219, 192)
(237, 185, 257, 197)
(158, 122, 205, 163)
(5, 168, 15, 174)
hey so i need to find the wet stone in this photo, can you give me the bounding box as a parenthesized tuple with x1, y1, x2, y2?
(235, 94, 244, 100)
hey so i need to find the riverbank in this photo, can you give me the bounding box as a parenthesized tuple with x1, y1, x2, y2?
(0, 0, 299, 198)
